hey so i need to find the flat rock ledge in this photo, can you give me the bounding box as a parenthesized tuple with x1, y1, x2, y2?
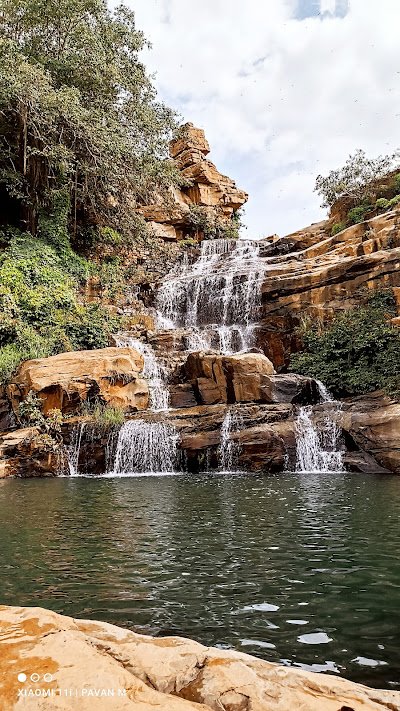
(0, 606, 399, 710)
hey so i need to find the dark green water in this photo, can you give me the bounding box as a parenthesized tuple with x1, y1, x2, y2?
(1, 472, 399, 689)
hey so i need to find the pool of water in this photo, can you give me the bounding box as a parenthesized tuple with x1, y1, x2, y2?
(1, 471, 399, 689)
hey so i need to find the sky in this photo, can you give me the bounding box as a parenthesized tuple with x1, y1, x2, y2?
(128, 0, 400, 238)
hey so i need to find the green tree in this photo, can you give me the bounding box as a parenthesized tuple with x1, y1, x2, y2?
(315, 149, 399, 209)
(290, 291, 400, 397)
(0, 0, 180, 236)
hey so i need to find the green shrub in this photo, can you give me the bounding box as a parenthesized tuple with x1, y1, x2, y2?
(81, 400, 125, 429)
(290, 290, 400, 397)
(0, 230, 120, 382)
(0, 343, 25, 384)
(393, 173, 400, 193)
(347, 204, 372, 224)
(188, 206, 242, 240)
(387, 194, 400, 209)
(18, 391, 45, 428)
(97, 227, 123, 246)
(375, 197, 390, 210)
(331, 222, 347, 236)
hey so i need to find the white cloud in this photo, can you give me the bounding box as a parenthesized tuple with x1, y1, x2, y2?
(126, 0, 400, 237)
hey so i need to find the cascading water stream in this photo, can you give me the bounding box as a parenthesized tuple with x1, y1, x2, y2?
(67, 422, 86, 477)
(116, 336, 169, 411)
(108, 337, 178, 475)
(218, 408, 243, 471)
(295, 381, 343, 473)
(112, 420, 179, 475)
(156, 238, 264, 355)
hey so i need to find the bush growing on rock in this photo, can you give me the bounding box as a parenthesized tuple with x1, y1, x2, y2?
(0, 231, 119, 383)
(315, 149, 400, 209)
(331, 222, 346, 236)
(290, 291, 400, 397)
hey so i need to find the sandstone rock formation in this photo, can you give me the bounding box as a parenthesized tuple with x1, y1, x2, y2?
(0, 605, 398, 711)
(138, 123, 248, 242)
(256, 209, 400, 368)
(183, 353, 322, 406)
(7, 347, 149, 416)
(338, 392, 400, 473)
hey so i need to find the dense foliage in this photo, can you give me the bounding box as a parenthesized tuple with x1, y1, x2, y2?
(290, 291, 400, 397)
(0, 0, 180, 235)
(0, 0, 182, 383)
(0, 228, 119, 383)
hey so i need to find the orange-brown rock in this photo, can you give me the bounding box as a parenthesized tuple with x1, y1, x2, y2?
(138, 123, 248, 242)
(0, 427, 61, 478)
(1, 605, 398, 711)
(257, 209, 400, 368)
(7, 347, 149, 416)
(338, 392, 400, 473)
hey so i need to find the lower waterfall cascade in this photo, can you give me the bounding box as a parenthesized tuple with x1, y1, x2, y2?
(116, 335, 169, 412)
(218, 408, 243, 471)
(295, 381, 344, 473)
(110, 420, 179, 475)
(66, 422, 86, 477)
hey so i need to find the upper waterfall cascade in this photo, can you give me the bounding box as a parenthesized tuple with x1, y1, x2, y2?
(156, 238, 264, 355)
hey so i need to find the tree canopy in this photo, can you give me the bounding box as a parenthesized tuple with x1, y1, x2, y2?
(0, 0, 180, 235)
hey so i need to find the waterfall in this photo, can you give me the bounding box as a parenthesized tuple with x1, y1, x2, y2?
(219, 408, 242, 471)
(109, 337, 179, 475)
(110, 420, 179, 475)
(67, 422, 86, 476)
(156, 238, 264, 354)
(116, 336, 169, 411)
(295, 382, 343, 473)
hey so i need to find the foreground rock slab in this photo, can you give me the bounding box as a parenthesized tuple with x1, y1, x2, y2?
(0, 606, 399, 710)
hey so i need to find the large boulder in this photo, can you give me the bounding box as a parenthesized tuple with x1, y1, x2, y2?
(185, 352, 275, 404)
(184, 352, 317, 406)
(0, 605, 398, 710)
(7, 347, 148, 416)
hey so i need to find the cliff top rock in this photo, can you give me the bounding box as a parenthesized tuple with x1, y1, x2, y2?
(138, 122, 248, 241)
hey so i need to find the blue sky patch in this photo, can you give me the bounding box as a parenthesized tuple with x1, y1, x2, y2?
(295, 0, 349, 20)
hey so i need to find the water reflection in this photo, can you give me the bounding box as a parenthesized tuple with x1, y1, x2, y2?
(0, 472, 399, 689)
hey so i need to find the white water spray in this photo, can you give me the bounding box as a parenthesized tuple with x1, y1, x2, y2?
(67, 422, 86, 476)
(111, 420, 179, 475)
(295, 382, 343, 473)
(156, 239, 264, 354)
(116, 336, 169, 411)
(218, 408, 243, 470)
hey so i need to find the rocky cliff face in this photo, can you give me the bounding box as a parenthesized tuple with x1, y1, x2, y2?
(256, 210, 400, 368)
(1, 605, 399, 711)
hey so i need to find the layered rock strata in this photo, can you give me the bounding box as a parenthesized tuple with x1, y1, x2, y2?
(138, 123, 248, 242)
